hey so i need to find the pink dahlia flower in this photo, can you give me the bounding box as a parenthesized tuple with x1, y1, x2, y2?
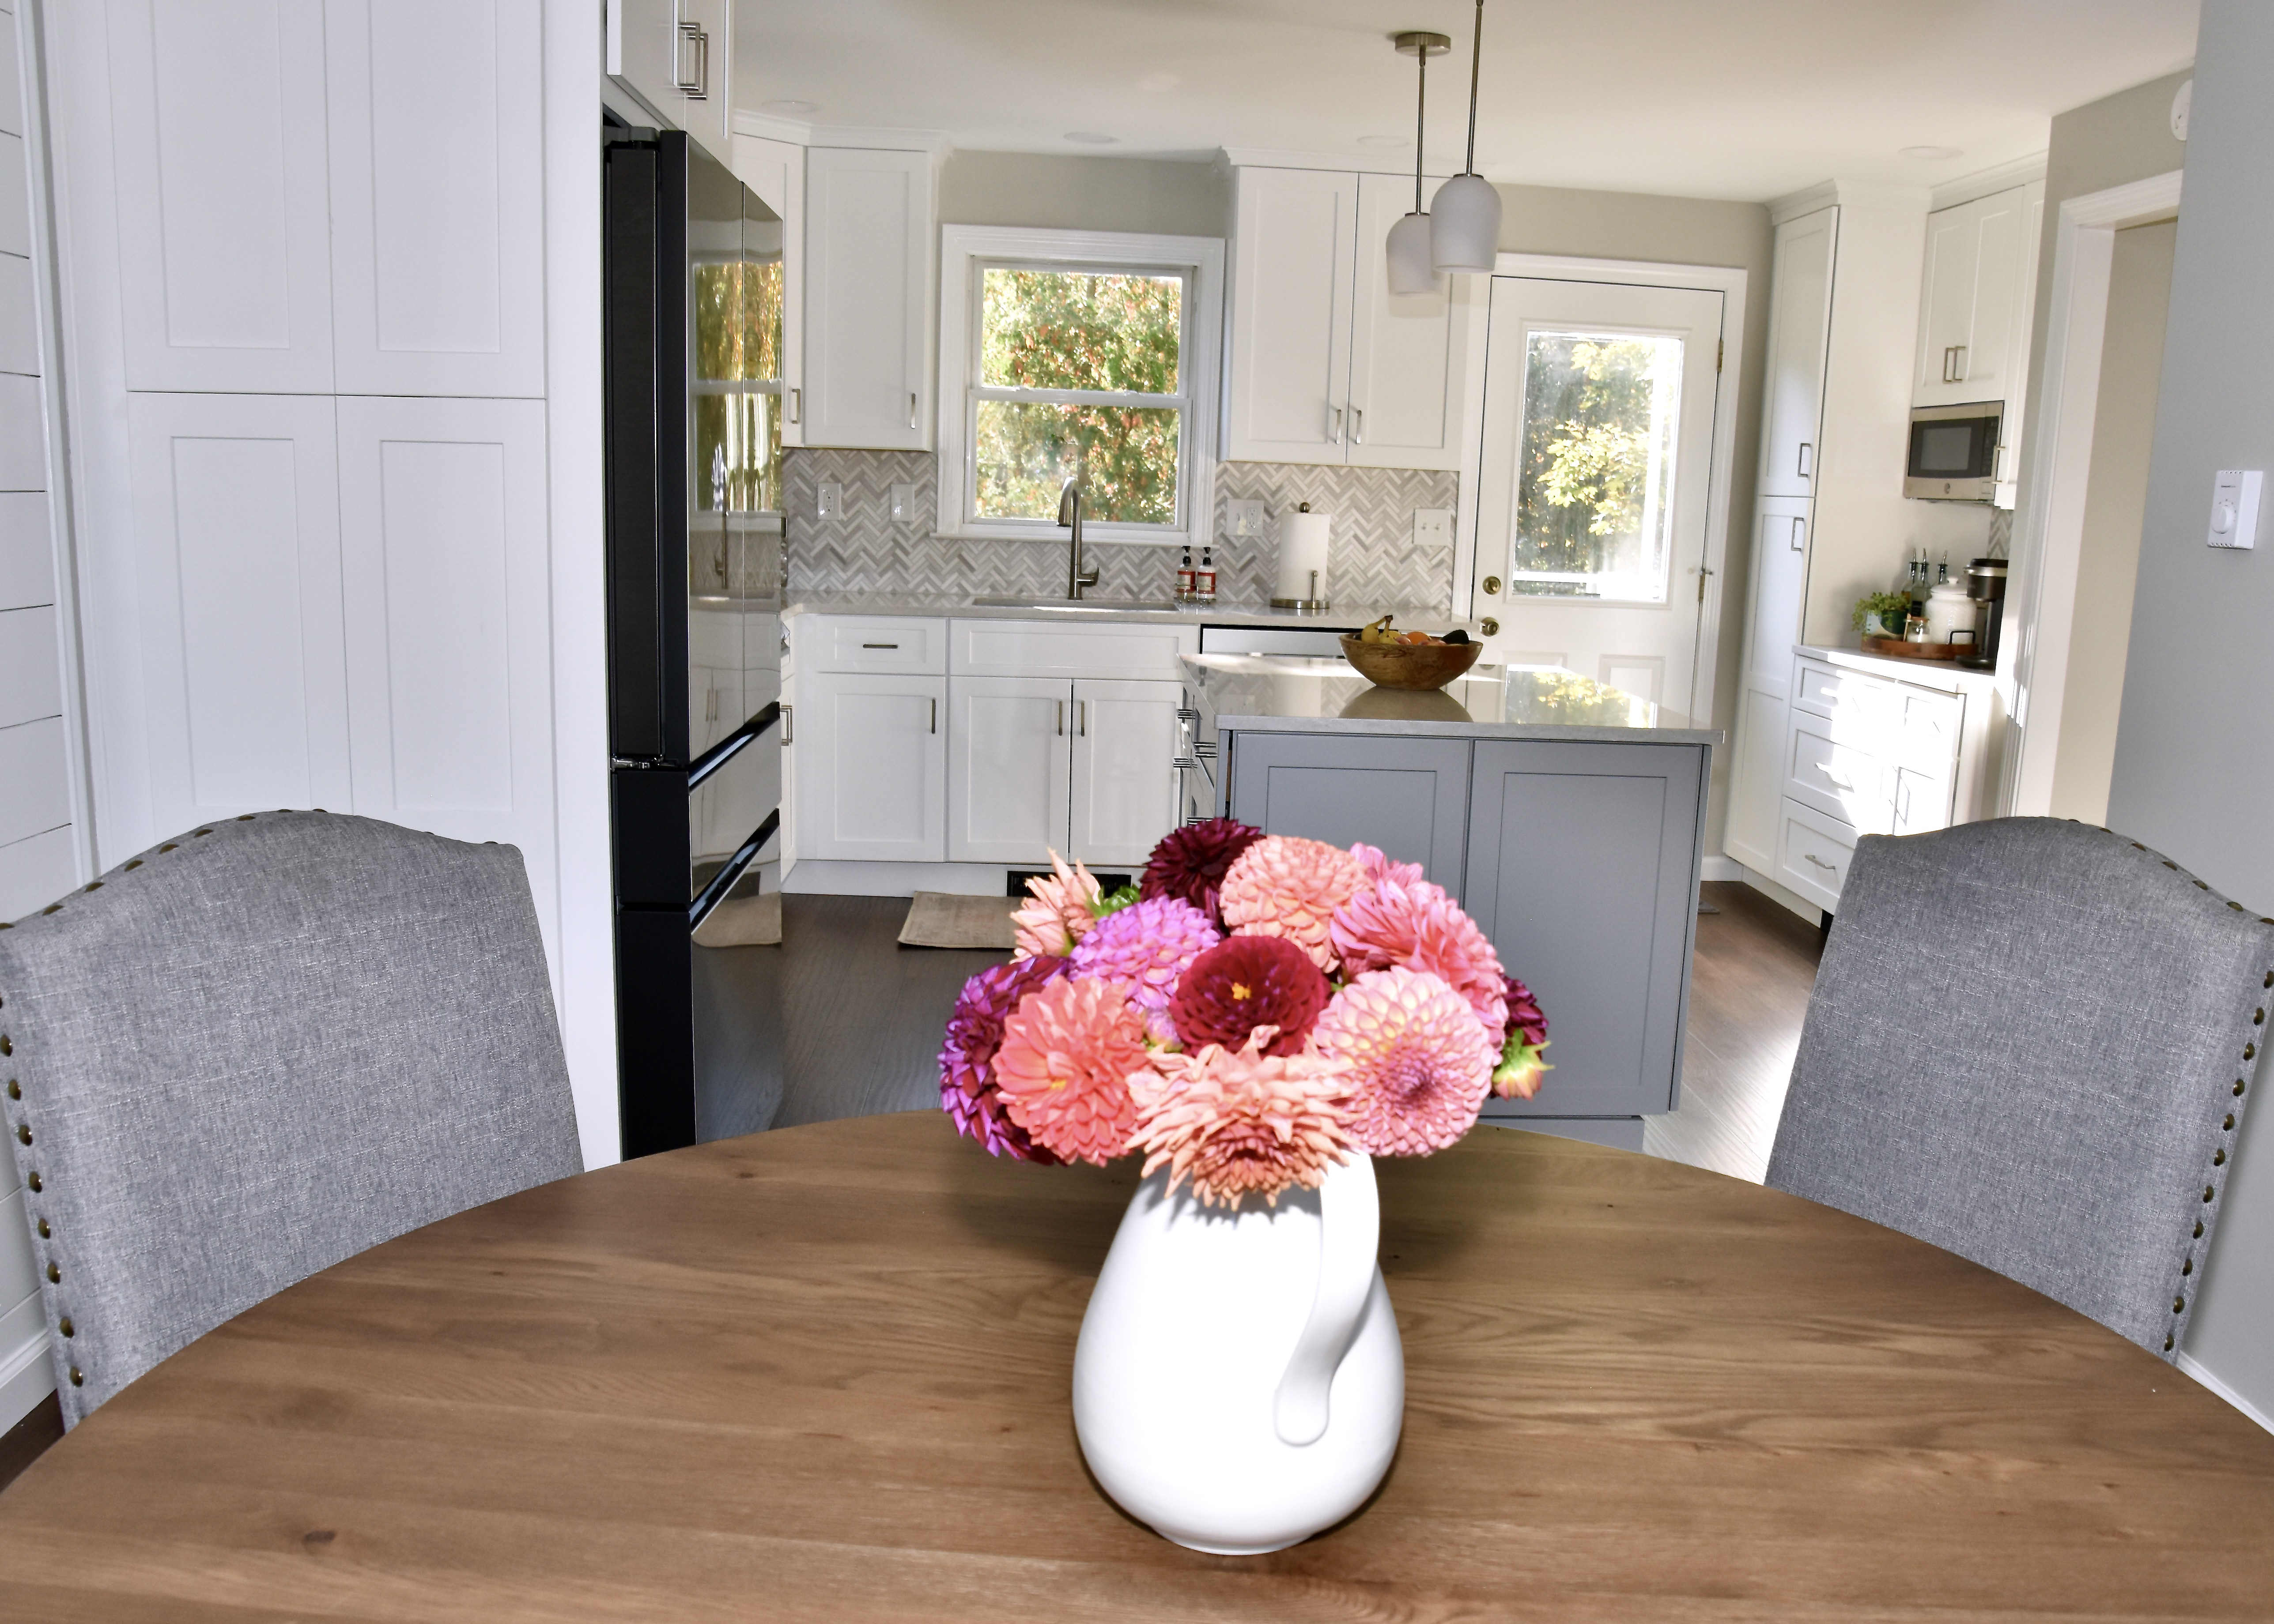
(1140, 818, 1263, 927)
(1350, 841, 1425, 894)
(1129, 1032, 1353, 1209)
(1311, 965, 1497, 1157)
(1069, 895, 1221, 1044)
(1218, 835, 1367, 973)
(1330, 871, 1507, 1034)
(993, 975, 1151, 1165)
(939, 957, 1070, 1162)
(1012, 851, 1104, 959)
(1169, 933, 1331, 1058)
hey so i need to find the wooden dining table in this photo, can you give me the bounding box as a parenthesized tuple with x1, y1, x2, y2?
(4, 1111, 2272, 1620)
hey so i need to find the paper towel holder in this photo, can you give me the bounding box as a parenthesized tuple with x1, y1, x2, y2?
(1270, 501, 1332, 614)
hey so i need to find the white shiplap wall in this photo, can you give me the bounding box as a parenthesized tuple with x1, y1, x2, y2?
(0, 0, 76, 1431)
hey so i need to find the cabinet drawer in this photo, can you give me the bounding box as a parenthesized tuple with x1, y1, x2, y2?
(1776, 797, 1857, 912)
(1783, 715, 1893, 833)
(951, 619, 1194, 680)
(1792, 657, 1901, 729)
(1897, 688, 1964, 770)
(1892, 765, 1955, 834)
(805, 616, 944, 674)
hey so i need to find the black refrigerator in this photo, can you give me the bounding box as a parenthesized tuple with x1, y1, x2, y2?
(603, 121, 786, 1158)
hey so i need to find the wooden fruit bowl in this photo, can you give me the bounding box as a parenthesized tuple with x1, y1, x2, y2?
(1338, 635, 1484, 691)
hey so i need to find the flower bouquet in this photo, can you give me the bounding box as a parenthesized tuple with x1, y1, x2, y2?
(937, 819, 1549, 1554)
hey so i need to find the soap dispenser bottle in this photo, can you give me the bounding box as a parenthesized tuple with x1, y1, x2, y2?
(1177, 546, 1195, 601)
(1196, 546, 1217, 604)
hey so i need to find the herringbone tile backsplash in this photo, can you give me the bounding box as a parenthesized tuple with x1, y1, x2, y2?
(783, 448, 1460, 612)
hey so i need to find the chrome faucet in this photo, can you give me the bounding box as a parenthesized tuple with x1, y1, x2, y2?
(1059, 479, 1100, 600)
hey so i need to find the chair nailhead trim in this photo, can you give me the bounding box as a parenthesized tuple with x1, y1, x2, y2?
(68, 1368, 81, 1387)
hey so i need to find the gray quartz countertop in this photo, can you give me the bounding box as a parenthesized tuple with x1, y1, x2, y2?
(782, 593, 1481, 631)
(1180, 654, 1722, 744)
(1795, 642, 1999, 692)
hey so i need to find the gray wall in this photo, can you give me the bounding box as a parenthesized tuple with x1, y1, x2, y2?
(2100, 4, 2274, 1423)
(938, 151, 1228, 238)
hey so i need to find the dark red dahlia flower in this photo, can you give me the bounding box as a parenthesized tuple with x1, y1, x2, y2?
(1169, 934, 1330, 1059)
(939, 956, 1069, 1162)
(1140, 817, 1263, 925)
(1502, 972, 1548, 1048)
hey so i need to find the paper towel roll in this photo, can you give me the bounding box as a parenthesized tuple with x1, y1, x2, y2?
(1275, 509, 1332, 605)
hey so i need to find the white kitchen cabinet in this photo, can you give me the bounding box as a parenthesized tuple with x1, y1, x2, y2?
(1723, 495, 1811, 871)
(607, 0, 729, 161)
(1911, 180, 2044, 505)
(795, 669, 946, 861)
(1757, 207, 1835, 501)
(1069, 678, 1182, 867)
(1224, 166, 1468, 470)
(947, 676, 1070, 863)
(804, 147, 932, 452)
(732, 132, 805, 447)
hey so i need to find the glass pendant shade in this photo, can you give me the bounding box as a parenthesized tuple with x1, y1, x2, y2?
(1385, 210, 1438, 294)
(1430, 173, 1502, 274)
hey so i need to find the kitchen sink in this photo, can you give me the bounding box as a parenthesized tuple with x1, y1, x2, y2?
(966, 595, 1175, 612)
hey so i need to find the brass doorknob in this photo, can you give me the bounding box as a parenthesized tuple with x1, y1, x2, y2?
(1479, 617, 1500, 637)
(1481, 576, 1502, 595)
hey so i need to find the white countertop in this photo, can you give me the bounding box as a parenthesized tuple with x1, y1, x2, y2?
(1795, 642, 2000, 692)
(782, 593, 1481, 631)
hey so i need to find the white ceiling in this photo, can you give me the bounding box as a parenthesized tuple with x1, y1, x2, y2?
(733, 0, 2198, 202)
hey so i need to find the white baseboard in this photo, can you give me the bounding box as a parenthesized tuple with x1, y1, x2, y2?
(1700, 855, 1745, 882)
(1735, 864, 1826, 925)
(2177, 1351, 2274, 1438)
(0, 1294, 55, 1430)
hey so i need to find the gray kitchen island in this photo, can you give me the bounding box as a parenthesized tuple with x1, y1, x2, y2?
(1178, 655, 1722, 1148)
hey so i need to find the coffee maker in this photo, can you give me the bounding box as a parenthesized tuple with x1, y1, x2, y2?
(1961, 558, 2006, 671)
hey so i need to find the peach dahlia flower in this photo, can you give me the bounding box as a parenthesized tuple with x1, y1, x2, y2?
(1217, 835, 1367, 973)
(1129, 1031, 1353, 1209)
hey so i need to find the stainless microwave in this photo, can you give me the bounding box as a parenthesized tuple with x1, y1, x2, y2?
(1906, 401, 2002, 501)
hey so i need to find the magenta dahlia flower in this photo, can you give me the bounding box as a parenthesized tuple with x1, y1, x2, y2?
(1492, 972, 1553, 1100)
(1218, 835, 1367, 972)
(1311, 965, 1497, 1156)
(1330, 871, 1507, 1033)
(939, 956, 1071, 1162)
(1069, 895, 1221, 1043)
(1140, 818, 1263, 925)
(993, 975, 1152, 1165)
(1169, 933, 1331, 1058)
(1129, 1033, 1354, 1209)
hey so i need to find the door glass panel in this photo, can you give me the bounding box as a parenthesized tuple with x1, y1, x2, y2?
(1509, 329, 1684, 604)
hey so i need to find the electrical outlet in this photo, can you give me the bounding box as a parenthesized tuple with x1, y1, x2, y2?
(1226, 499, 1266, 538)
(1413, 507, 1453, 547)
(889, 482, 917, 523)
(817, 480, 842, 519)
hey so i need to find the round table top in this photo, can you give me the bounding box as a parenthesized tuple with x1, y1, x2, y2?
(4, 1112, 2272, 1620)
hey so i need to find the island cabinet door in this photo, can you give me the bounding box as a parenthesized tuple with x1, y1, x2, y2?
(1223, 732, 1469, 891)
(1069, 679, 1182, 869)
(795, 671, 945, 861)
(947, 677, 1069, 864)
(1463, 739, 1706, 1119)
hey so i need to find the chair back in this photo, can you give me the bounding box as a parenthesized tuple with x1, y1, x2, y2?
(1767, 818, 2269, 1359)
(0, 811, 583, 1425)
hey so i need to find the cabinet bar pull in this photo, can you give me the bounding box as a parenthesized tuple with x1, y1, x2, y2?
(1951, 343, 1966, 381)
(929, 697, 937, 734)
(1057, 700, 1065, 736)
(1079, 700, 1088, 737)
(781, 705, 792, 745)
(675, 23, 708, 97)
(909, 392, 918, 430)
(1803, 852, 1837, 871)
(788, 385, 801, 424)
(1329, 403, 1344, 441)
(1789, 516, 1806, 551)
(1351, 405, 1365, 444)
(1796, 442, 1812, 479)
(862, 642, 898, 648)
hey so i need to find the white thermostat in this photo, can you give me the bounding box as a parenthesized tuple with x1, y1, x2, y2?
(2208, 469, 2261, 550)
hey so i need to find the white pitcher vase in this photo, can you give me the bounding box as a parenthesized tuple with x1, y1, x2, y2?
(1072, 1152, 1404, 1554)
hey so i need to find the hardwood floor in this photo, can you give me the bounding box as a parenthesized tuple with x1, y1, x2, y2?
(0, 1392, 60, 1496)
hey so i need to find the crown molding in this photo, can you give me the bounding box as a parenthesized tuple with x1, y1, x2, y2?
(729, 109, 952, 158)
(1770, 178, 1932, 224)
(1219, 145, 1446, 178)
(1930, 151, 2049, 213)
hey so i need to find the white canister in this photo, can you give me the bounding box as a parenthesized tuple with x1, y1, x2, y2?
(1924, 581, 1976, 644)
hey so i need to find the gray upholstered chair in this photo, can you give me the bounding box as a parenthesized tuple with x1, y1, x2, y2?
(1768, 817, 2269, 1359)
(0, 810, 583, 1427)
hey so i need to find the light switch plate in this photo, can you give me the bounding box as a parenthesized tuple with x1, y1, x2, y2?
(1226, 499, 1266, 538)
(817, 480, 842, 520)
(1413, 507, 1453, 547)
(2208, 469, 2261, 550)
(889, 482, 917, 523)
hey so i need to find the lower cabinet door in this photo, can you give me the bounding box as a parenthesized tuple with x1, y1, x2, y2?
(795, 671, 945, 861)
(948, 676, 1070, 864)
(1069, 679, 1182, 869)
(1223, 730, 1469, 890)
(1462, 739, 1707, 1118)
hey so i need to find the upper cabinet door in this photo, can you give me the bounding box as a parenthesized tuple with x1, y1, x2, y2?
(607, 0, 681, 132)
(673, 0, 730, 164)
(109, 0, 335, 392)
(803, 147, 933, 452)
(1344, 172, 1469, 471)
(1224, 167, 1356, 465)
(325, 0, 545, 398)
(1759, 206, 1836, 500)
(1912, 184, 2041, 410)
(733, 133, 805, 448)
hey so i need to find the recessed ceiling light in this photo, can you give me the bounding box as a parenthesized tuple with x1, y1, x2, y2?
(1065, 131, 1119, 145)
(1900, 145, 1964, 161)
(1358, 134, 1409, 148)
(760, 99, 818, 117)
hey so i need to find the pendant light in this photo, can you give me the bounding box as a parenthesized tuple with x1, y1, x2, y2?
(1430, 0, 1502, 275)
(1385, 30, 1450, 295)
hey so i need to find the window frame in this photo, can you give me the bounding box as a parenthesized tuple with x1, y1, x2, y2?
(937, 225, 1223, 546)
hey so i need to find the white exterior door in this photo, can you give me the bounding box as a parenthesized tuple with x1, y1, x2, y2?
(1069, 678, 1180, 868)
(796, 670, 945, 860)
(948, 676, 1069, 863)
(1758, 207, 1836, 501)
(1224, 167, 1356, 465)
(803, 147, 931, 451)
(1474, 277, 1727, 721)
(1345, 171, 1468, 471)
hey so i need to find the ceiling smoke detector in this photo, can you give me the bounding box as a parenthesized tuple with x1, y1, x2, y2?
(1064, 131, 1119, 145)
(1900, 144, 1964, 161)
(760, 99, 818, 117)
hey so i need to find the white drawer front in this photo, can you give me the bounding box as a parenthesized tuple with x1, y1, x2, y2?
(1892, 764, 1955, 834)
(806, 616, 945, 674)
(951, 618, 1194, 680)
(1784, 716, 1893, 834)
(1897, 688, 1964, 770)
(1793, 658, 1901, 727)
(1776, 797, 1858, 912)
